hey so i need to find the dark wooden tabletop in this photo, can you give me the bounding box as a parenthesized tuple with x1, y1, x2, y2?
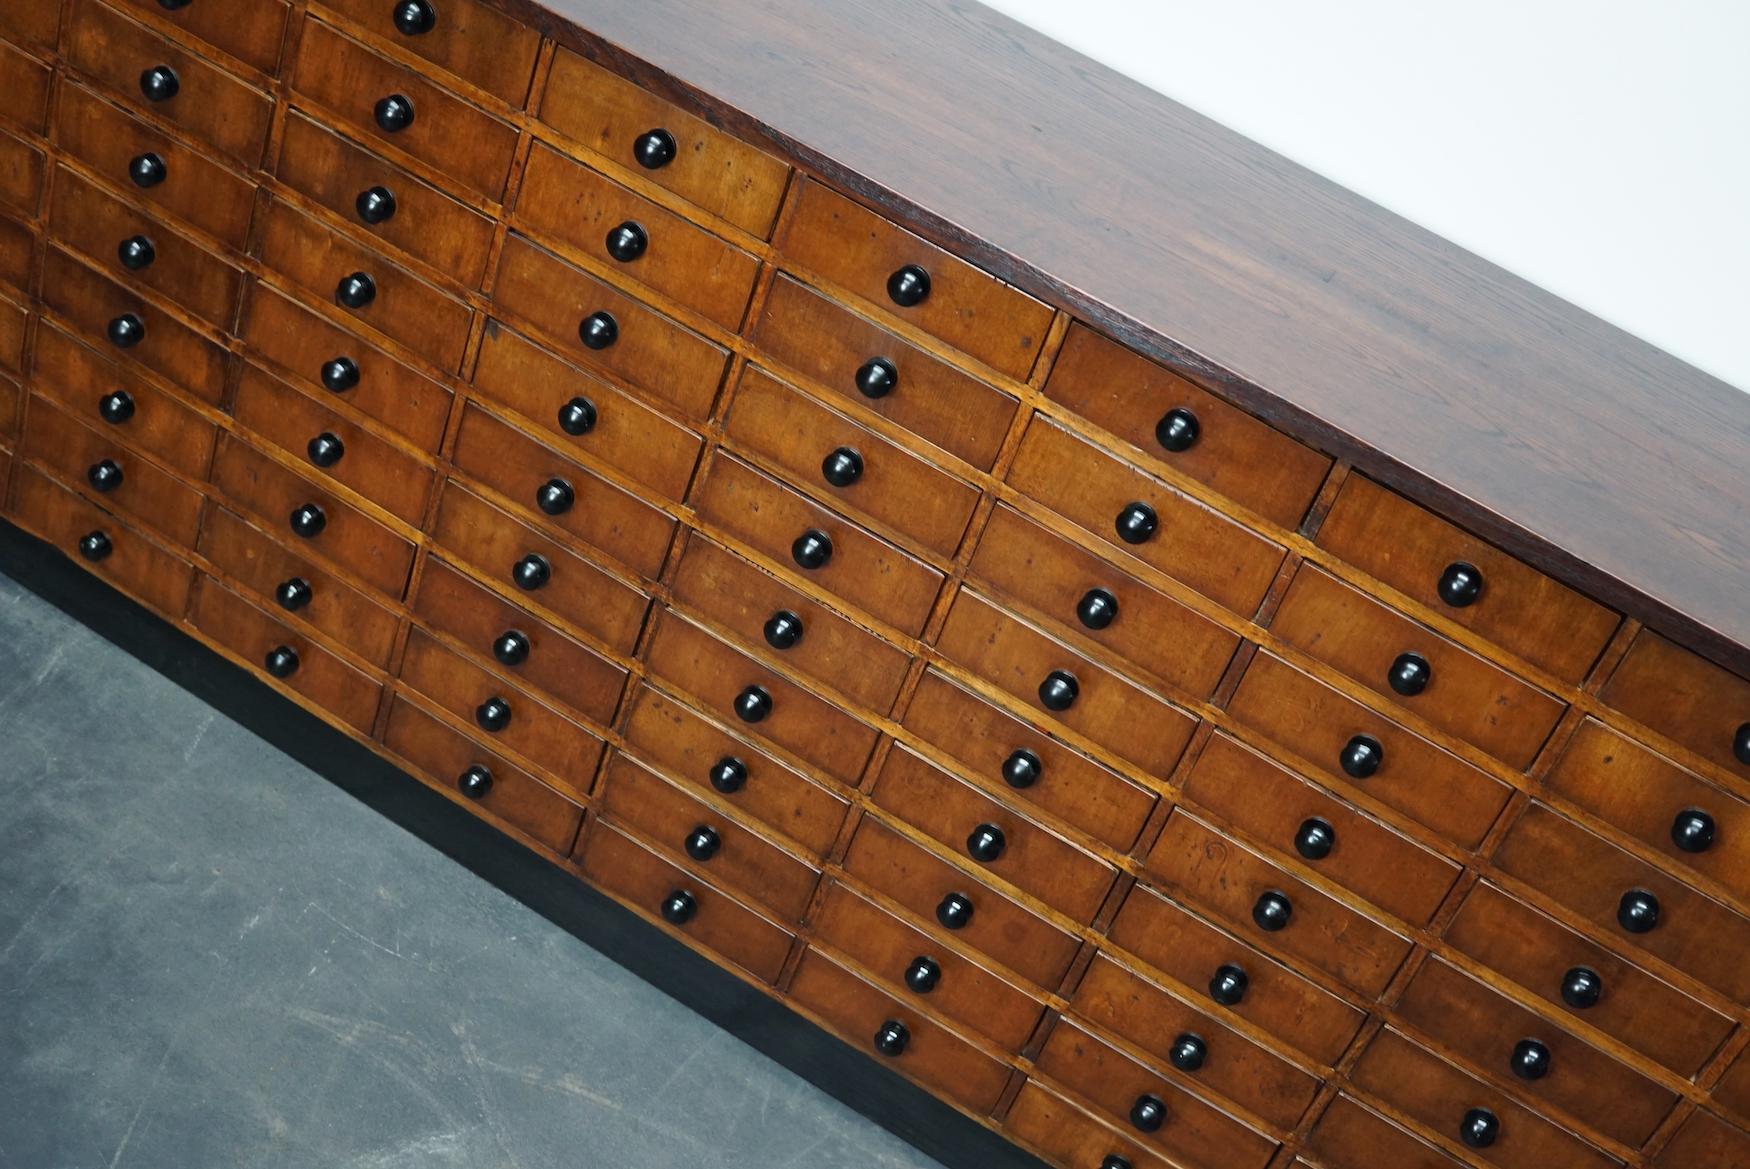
(519, 0, 1750, 671)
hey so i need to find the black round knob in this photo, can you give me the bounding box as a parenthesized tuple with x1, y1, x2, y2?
(1169, 1033, 1207, 1072)
(1560, 966, 1603, 1009)
(457, 765, 493, 799)
(535, 478, 575, 516)
(821, 447, 864, 487)
(633, 128, 677, 169)
(557, 396, 597, 435)
(684, 825, 721, 862)
(763, 610, 804, 650)
(117, 235, 155, 271)
(873, 1019, 910, 1057)
(660, 889, 696, 925)
(289, 503, 327, 539)
(1294, 818, 1335, 861)
(1616, 889, 1659, 934)
(1114, 501, 1158, 545)
(373, 93, 415, 133)
(605, 221, 648, 262)
(1510, 1038, 1551, 1081)
(306, 432, 345, 468)
(1155, 408, 1200, 453)
(475, 696, 512, 733)
(1208, 963, 1248, 1006)
(1002, 748, 1042, 789)
(791, 529, 833, 570)
(511, 553, 551, 592)
(322, 356, 360, 392)
(887, 264, 931, 307)
(159, 0, 193, 8)
(264, 645, 300, 679)
(1037, 670, 1078, 712)
(734, 685, 773, 724)
(965, 823, 1006, 863)
(140, 65, 179, 102)
(1460, 1108, 1499, 1149)
(855, 357, 898, 399)
(78, 531, 113, 562)
(935, 892, 973, 930)
(578, 311, 618, 350)
(1076, 587, 1119, 630)
(336, 272, 376, 310)
(1252, 891, 1292, 932)
(392, 0, 436, 35)
(1388, 652, 1432, 696)
(98, 390, 136, 424)
(86, 459, 124, 493)
(493, 630, 530, 667)
(355, 186, 396, 225)
(1438, 561, 1485, 608)
(275, 577, 312, 612)
(1671, 808, 1716, 853)
(709, 757, 747, 794)
(128, 152, 166, 188)
(904, 956, 941, 994)
(1734, 722, 1750, 766)
(107, 314, 145, 348)
(1128, 1094, 1166, 1134)
(1100, 1158, 1132, 1169)
(1339, 734, 1384, 779)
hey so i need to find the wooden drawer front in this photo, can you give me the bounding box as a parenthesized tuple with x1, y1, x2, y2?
(0, 373, 16, 438)
(0, 127, 43, 218)
(670, 532, 909, 715)
(256, 198, 471, 374)
(472, 325, 703, 499)
(0, 40, 51, 133)
(42, 246, 229, 402)
(198, 505, 398, 668)
(1228, 653, 1512, 849)
(1317, 476, 1619, 683)
(292, 18, 517, 201)
(1073, 953, 1321, 1130)
(644, 610, 879, 786)
(0, 292, 26, 372)
(726, 366, 980, 559)
(450, 403, 675, 582)
(23, 395, 204, 548)
(1006, 1081, 1179, 1169)
(693, 454, 944, 637)
(55, 82, 256, 249)
(936, 590, 1196, 777)
(904, 669, 1157, 853)
(66, 0, 272, 164)
(192, 576, 381, 733)
(239, 283, 450, 450)
(871, 746, 1117, 924)
(491, 235, 730, 415)
(1443, 882, 1733, 1077)
(10, 463, 194, 617)
(844, 816, 1080, 989)
(1720, 1048, 1750, 1127)
(382, 695, 583, 854)
(514, 143, 759, 331)
(811, 881, 1044, 1051)
(1009, 417, 1286, 616)
(1395, 956, 1676, 1148)
(0, 3, 58, 53)
(276, 112, 494, 286)
(579, 822, 792, 985)
(412, 557, 628, 726)
(1603, 630, 1750, 779)
(210, 433, 414, 598)
(969, 505, 1239, 701)
(1306, 1095, 1467, 1169)
(599, 755, 819, 922)
(429, 482, 650, 656)
(1494, 803, 1750, 1004)
(751, 274, 1017, 471)
(787, 947, 1011, 1115)
(781, 181, 1053, 382)
(1147, 812, 1412, 997)
(540, 49, 788, 237)
(1183, 733, 1460, 927)
(111, 0, 289, 76)
(1655, 1112, 1750, 1169)
(1349, 1030, 1616, 1169)
(313, 0, 539, 107)
(1044, 325, 1331, 529)
(0, 215, 31, 294)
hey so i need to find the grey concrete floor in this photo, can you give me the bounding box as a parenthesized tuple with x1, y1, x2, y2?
(0, 570, 947, 1169)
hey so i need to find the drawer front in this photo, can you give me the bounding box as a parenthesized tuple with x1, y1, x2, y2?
(1306, 1095, 1467, 1169)
(1005, 1081, 1176, 1169)
(110, 0, 289, 75)
(23, 395, 204, 548)
(751, 274, 1018, 471)
(1655, 1112, 1750, 1169)
(0, 291, 26, 372)
(0, 373, 15, 437)
(0, 127, 43, 218)
(0, 216, 32, 293)
(313, 0, 540, 107)
(1603, 630, 1750, 779)
(0, 40, 51, 133)
(781, 180, 1053, 381)
(1719, 1050, 1750, 1128)
(0, 3, 59, 53)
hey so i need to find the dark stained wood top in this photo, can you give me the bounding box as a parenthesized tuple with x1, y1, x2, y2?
(512, 0, 1750, 672)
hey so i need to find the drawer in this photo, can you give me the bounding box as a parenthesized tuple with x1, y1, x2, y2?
(598, 754, 819, 922)
(841, 815, 1080, 990)
(539, 49, 788, 237)
(870, 745, 1118, 923)
(54, 81, 257, 249)
(1073, 952, 1321, 1130)
(1182, 733, 1461, 926)
(644, 610, 879, 786)
(209, 433, 415, 598)
(514, 142, 760, 331)
(191, 575, 381, 733)
(578, 822, 792, 985)
(1006, 1081, 1178, 1169)
(314, 0, 536, 106)
(670, 532, 909, 715)
(1395, 956, 1677, 1148)
(692, 453, 944, 637)
(810, 880, 1044, 1051)
(66, 0, 272, 165)
(255, 197, 471, 374)
(411, 556, 628, 725)
(9, 463, 194, 618)
(1317, 475, 1619, 683)
(1494, 803, 1750, 1004)
(472, 324, 702, 500)
(231, 363, 435, 526)
(0, 2, 58, 52)
(428, 481, 650, 656)
(0, 127, 43, 217)
(1228, 652, 1512, 849)
(1443, 882, 1734, 1078)
(0, 291, 25, 372)
(969, 504, 1240, 701)
(1009, 417, 1286, 616)
(1655, 1111, 1750, 1169)
(1718, 1044, 1750, 1125)
(382, 694, 584, 854)
(450, 403, 675, 581)
(110, 0, 289, 76)
(0, 214, 31, 293)
(197, 505, 398, 668)
(490, 234, 730, 419)
(0, 373, 15, 437)
(238, 282, 451, 450)
(781, 180, 1053, 382)
(23, 395, 204, 548)
(1306, 1095, 1467, 1169)
(0, 39, 51, 133)
(1602, 630, 1750, 779)
(936, 590, 1197, 777)
(1146, 811, 1412, 997)
(750, 274, 1018, 471)
(291, 17, 517, 201)
(621, 684, 850, 857)
(276, 111, 494, 286)
(1348, 1029, 1616, 1169)
(903, 668, 1158, 853)
(787, 946, 1011, 1115)
(398, 628, 605, 798)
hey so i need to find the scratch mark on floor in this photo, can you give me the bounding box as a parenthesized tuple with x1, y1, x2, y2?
(306, 902, 404, 961)
(0, 879, 68, 966)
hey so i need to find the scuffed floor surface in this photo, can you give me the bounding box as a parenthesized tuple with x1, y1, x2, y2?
(0, 571, 946, 1169)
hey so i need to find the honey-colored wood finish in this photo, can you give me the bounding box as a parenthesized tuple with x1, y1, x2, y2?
(0, 4, 60, 55)
(1305, 1094, 1465, 1169)
(0, 129, 44, 220)
(0, 40, 52, 134)
(1603, 630, 1750, 780)
(109, 0, 289, 76)
(313, 0, 541, 106)
(23, 394, 205, 548)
